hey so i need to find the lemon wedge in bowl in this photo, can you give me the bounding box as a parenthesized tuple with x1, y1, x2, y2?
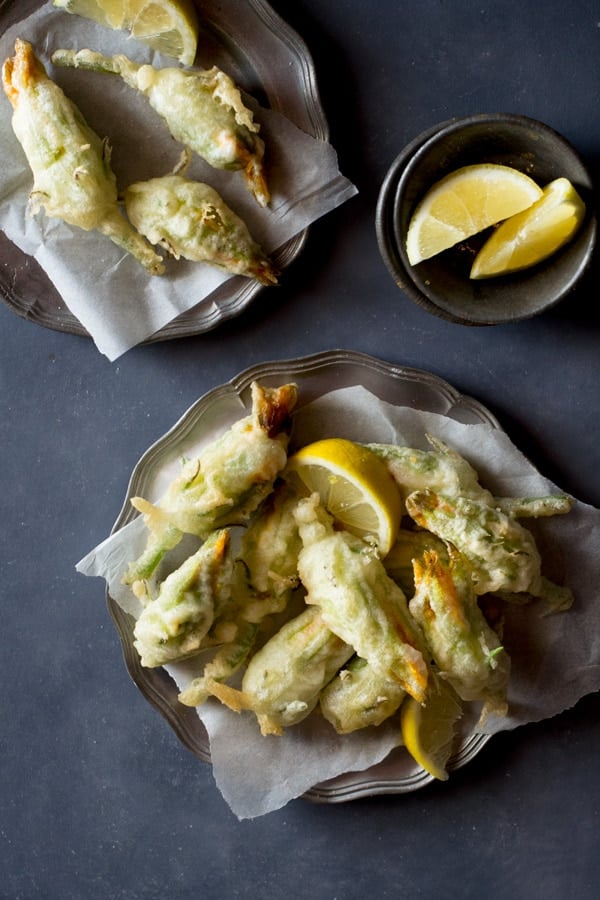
(406, 163, 543, 265)
(53, 0, 200, 66)
(285, 438, 402, 557)
(470, 177, 586, 279)
(400, 674, 463, 781)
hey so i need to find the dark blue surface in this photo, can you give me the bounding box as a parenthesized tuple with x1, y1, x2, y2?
(1, 1, 599, 898)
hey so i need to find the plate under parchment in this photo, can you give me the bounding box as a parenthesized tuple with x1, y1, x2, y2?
(0, 0, 328, 340)
(106, 349, 498, 802)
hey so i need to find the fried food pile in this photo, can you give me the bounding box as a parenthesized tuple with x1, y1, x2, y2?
(122, 382, 575, 743)
(2, 36, 277, 282)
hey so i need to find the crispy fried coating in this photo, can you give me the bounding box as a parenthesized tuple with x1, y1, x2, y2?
(405, 489, 542, 595)
(133, 530, 232, 667)
(125, 175, 278, 283)
(178, 484, 302, 707)
(51, 48, 270, 206)
(207, 605, 354, 735)
(294, 494, 429, 703)
(124, 383, 297, 585)
(320, 656, 406, 734)
(368, 435, 494, 504)
(2, 39, 163, 274)
(410, 547, 510, 718)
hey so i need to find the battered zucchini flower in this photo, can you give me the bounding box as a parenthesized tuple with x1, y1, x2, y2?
(125, 175, 277, 284)
(51, 47, 270, 206)
(2, 39, 164, 274)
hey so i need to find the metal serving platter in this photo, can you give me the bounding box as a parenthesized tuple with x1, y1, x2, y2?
(107, 350, 497, 802)
(0, 0, 328, 340)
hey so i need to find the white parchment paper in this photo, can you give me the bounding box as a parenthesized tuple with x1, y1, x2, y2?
(0, 5, 357, 359)
(77, 386, 600, 818)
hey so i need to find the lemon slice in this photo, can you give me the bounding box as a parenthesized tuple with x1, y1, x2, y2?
(400, 674, 463, 781)
(406, 164, 543, 265)
(285, 438, 402, 556)
(53, 0, 200, 66)
(470, 177, 586, 278)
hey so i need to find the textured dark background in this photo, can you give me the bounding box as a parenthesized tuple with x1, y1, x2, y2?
(1, 1, 599, 898)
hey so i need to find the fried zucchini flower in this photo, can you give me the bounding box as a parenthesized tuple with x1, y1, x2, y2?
(125, 175, 277, 284)
(320, 655, 406, 734)
(406, 489, 574, 612)
(406, 489, 544, 595)
(176, 569, 262, 709)
(367, 435, 494, 504)
(123, 382, 297, 585)
(294, 493, 429, 703)
(410, 547, 511, 719)
(2, 39, 164, 274)
(51, 48, 270, 206)
(207, 605, 354, 736)
(178, 484, 302, 708)
(133, 529, 233, 668)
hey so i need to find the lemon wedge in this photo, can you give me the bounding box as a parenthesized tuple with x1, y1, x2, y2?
(285, 438, 402, 556)
(470, 177, 586, 278)
(406, 163, 543, 265)
(400, 674, 463, 781)
(53, 0, 200, 66)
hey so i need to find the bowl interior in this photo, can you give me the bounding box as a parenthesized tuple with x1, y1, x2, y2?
(380, 115, 596, 324)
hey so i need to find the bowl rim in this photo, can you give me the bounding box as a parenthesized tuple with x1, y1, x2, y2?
(376, 112, 597, 325)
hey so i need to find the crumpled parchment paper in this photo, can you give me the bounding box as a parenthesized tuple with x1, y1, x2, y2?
(0, 4, 357, 359)
(77, 386, 600, 818)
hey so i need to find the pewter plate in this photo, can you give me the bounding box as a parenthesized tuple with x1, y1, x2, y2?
(0, 0, 327, 340)
(107, 350, 497, 802)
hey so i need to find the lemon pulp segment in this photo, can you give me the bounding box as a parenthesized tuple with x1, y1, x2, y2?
(285, 438, 403, 556)
(470, 177, 586, 278)
(54, 0, 124, 28)
(400, 675, 463, 781)
(54, 0, 200, 66)
(406, 163, 543, 265)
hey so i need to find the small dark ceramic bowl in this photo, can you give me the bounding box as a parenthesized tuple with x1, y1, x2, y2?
(376, 113, 597, 324)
